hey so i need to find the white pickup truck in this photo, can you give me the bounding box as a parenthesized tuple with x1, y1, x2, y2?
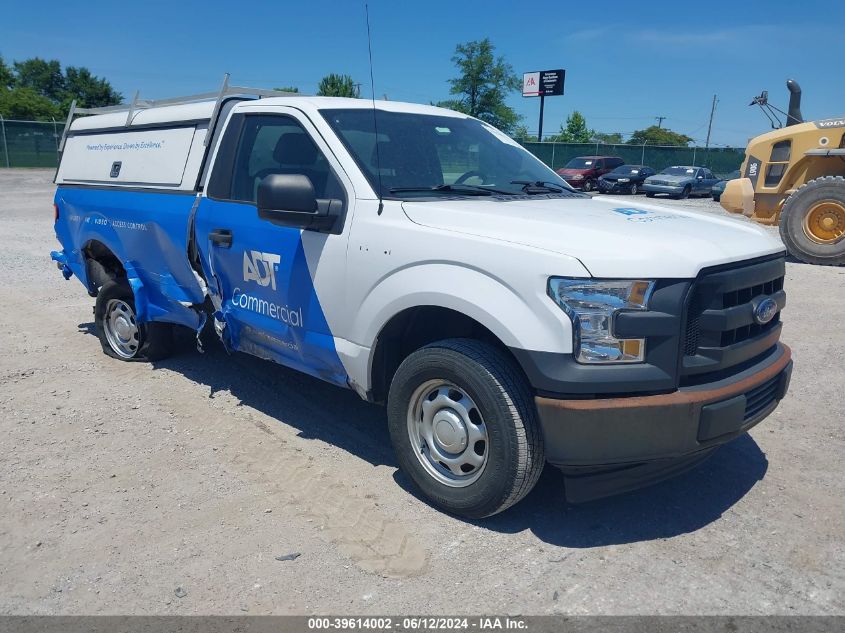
(51, 84, 792, 517)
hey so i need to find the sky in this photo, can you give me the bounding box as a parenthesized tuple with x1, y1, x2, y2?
(2, 0, 844, 147)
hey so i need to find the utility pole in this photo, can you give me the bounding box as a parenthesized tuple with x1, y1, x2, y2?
(704, 94, 718, 150)
(655, 116, 666, 128)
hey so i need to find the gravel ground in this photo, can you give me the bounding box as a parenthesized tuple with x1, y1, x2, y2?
(0, 169, 843, 615)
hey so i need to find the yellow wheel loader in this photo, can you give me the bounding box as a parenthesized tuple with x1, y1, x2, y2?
(721, 80, 845, 265)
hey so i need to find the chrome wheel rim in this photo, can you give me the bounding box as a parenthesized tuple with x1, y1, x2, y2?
(104, 299, 140, 359)
(406, 380, 489, 487)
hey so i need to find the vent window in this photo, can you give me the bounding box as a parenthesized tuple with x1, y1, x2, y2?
(770, 140, 791, 163)
(764, 163, 787, 187)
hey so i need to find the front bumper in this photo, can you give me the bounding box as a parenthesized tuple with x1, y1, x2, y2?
(643, 183, 684, 195)
(597, 180, 635, 193)
(535, 344, 792, 495)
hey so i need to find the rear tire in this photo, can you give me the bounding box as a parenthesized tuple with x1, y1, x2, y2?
(779, 176, 845, 266)
(387, 338, 544, 519)
(712, 194, 721, 202)
(94, 279, 174, 361)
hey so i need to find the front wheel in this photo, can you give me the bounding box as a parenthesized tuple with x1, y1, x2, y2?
(646, 191, 655, 198)
(677, 185, 691, 200)
(582, 179, 595, 192)
(95, 279, 174, 361)
(628, 183, 638, 195)
(387, 339, 544, 518)
(779, 176, 845, 265)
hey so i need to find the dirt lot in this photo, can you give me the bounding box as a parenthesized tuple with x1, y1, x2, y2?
(0, 169, 843, 615)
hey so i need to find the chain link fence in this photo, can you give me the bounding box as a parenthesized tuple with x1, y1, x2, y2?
(522, 142, 745, 177)
(0, 118, 63, 168)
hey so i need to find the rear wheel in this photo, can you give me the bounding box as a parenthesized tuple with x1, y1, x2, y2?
(387, 339, 544, 518)
(779, 176, 845, 266)
(712, 193, 721, 202)
(95, 279, 174, 361)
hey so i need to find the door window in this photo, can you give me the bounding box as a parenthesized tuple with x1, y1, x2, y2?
(229, 115, 344, 203)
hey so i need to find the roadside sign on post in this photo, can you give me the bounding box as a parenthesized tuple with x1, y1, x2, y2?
(523, 69, 565, 141)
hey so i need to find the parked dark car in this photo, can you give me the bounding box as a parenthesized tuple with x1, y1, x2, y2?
(596, 164, 656, 195)
(711, 170, 741, 202)
(556, 155, 624, 192)
(643, 165, 720, 199)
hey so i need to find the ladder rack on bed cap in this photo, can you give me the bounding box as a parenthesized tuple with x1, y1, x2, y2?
(58, 73, 302, 151)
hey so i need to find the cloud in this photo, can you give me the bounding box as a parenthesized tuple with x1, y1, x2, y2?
(564, 27, 614, 42)
(630, 24, 783, 45)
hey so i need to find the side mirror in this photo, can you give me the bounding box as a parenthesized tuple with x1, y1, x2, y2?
(257, 174, 343, 233)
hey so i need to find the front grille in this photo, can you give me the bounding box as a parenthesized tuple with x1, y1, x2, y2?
(744, 374, 781, 421)
(681, 255, 786, 381)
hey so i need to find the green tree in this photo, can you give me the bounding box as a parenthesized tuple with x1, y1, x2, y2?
(274, 86, 300, 93)
(317, 74, 358, 98)
(0, 56, 14, 90)
(552, 111, 594, 143)
(62, 66, 121, 108)
(627, 125, 693, 146)
(0, 87, 60, 119)
(13, 57, 65, 101)
(0, 57, 121, 120)
(437, 38, 521, 134)
(592, 131, 624, 144)
(511, 124, 537, 143)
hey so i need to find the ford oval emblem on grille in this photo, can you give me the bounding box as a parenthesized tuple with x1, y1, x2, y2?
(754, 297, 778, 325)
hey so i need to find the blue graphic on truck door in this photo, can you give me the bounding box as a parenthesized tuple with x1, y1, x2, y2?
(196, 198, 347, 387)
(194, 112, 348, 387)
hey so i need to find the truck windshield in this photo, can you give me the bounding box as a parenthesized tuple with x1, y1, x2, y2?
(320, 108, 574, 198)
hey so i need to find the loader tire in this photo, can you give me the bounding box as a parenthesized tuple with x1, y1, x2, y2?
(779, 176, 845, 266)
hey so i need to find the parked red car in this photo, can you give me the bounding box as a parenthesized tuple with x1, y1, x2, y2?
(556, 156, 624, 192)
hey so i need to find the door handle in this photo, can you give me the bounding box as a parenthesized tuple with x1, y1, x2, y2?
(209, 228, 232, 248)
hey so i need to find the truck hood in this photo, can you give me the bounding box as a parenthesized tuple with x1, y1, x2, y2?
(401, 196, 784, 278)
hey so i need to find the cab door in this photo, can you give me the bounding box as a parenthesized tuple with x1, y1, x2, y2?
(194, 107, 352, 387)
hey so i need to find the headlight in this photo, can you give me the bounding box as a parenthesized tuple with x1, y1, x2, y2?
(617, 178, 630, 182)
(572, 174, 584, 180)
(548, 278, 655, 363)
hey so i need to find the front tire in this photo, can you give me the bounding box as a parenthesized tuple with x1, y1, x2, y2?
(582, 179, 595, 192)
(677, 185, 691, 200)
(779, 176, 845, 266)
(95, 279, 174, 361)
(387, 339, 544, 518)
(628, 183, 638, 195)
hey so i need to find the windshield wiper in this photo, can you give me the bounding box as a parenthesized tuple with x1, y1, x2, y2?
(510, 180, 567, 193)
(389, 184, 515, 196)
